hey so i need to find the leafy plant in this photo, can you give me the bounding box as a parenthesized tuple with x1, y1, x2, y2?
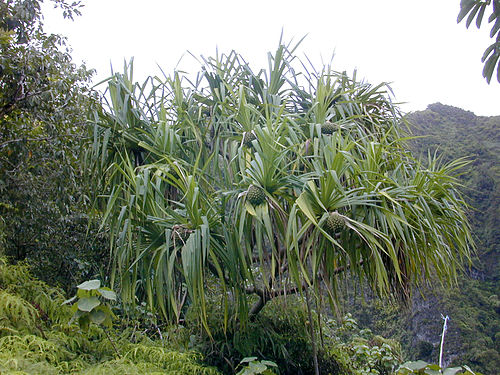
(64, 279, 117, 331)
(325, 314, 402, 375)
(0, 0, 105, 291)
(63, 279, 119, 357)
(186, 291, 400, 375)
(236, 357, 278, 375)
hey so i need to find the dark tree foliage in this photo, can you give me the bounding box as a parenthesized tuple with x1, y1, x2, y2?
(0, 0, 107, 289)
(458, 0, 500, 83)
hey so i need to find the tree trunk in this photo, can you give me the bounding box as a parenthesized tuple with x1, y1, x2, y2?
(305, 286, 320, 375)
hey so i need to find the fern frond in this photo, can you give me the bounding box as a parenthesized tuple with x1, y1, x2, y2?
(0, 291, 38, 332)
(0, 258, 71, 325)
(0, 334, 72, 365)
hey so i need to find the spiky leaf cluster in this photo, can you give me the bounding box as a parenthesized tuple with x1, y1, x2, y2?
(88, 42, 474, 332)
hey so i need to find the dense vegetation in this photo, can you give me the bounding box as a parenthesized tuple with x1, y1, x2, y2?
(0, 0, 108, 289)
(0, 258, 222, 374)
(1, 1, 496, 374)
(0, 257, 412, 374)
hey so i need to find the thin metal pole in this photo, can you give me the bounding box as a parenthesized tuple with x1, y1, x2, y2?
(439, 315, 449, 370)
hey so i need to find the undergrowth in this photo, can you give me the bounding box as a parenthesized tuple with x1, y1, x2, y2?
(186, 287, 402, 375)
(0, 257, 405, 375)
(0, 258, 220, 375)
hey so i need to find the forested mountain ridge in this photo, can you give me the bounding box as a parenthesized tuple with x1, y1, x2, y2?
(408, 102, 499, 280)
(349, 103, 500, 374)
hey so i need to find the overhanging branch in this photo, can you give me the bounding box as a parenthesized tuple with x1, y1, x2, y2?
(246, 261, 362, 319)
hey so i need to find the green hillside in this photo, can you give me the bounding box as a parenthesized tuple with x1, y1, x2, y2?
(348, 103, 499, 375)
(408, 103, 499, 276)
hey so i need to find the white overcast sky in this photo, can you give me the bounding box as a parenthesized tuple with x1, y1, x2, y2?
(42, 0, 500, 116)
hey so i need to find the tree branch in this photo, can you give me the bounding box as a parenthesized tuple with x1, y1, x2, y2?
(246, 261, 363, 319)
(0, 136, 54, 149)
(247, 282, 304, 318)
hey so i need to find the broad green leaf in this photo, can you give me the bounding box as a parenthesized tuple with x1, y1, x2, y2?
(77, 296, 100, 312)
(248, 362, 267, 373)
(443, 367, 465, 375)
(89, 308, 107, 325)
(78, 314, 91, 331)
(77, 289, 90, 298)
(77, 279, 101, 290)
(240, 357, 258, 364)
(97, 288, 117, 301)
(68, 309, 84, 325)
(97, 304, 115, 328)
(401, 360, 429, 371)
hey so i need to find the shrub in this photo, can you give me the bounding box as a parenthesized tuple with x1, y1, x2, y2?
(186, 292, 400, 375)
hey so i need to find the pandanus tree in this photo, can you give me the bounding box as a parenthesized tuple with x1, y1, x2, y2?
(87, 42, 473, 341)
